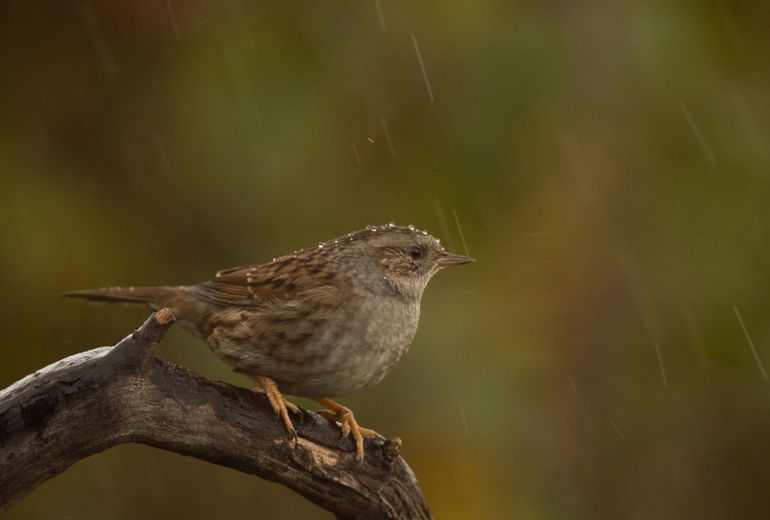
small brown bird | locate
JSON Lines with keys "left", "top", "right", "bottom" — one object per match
{"left": 66, "top": 224, "right": 474, "bottom": 461}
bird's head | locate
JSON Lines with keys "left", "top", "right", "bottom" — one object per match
{"left": 333, "top": 224, "right": 475, "bottom": 300}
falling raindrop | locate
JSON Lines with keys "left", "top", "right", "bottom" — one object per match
{"left": 77, "top": 2, "right": 119, "bottom": 80}
{"left": 734, "top": 306, "right": 767, "bottom": 380}
{"left": 679, "top": 100, "right": 717, "bottom": 168}
{"left": 373, "top": 0, "right": 387, "bottom": 32}
{"left": 411, "top": 33, "right": 435, "bottom": 102}
{"left": 653, "top": 342, "right": 669, "bottom": 389}
{"left": 452, "top": 209, "right": 470, "bottom": 257}
{"left": 166, "top": 1, "right": 182, "bottom": 40}
{"left": 458, "top": 401, "right": 469, "bottom": 434}
{"left": 609, "top": 420, "right": 625, "bottom": 440}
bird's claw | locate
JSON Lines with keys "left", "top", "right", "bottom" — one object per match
{"left": 255, "top": 376, "right": 300, "bottom": 439}
{"left": 317, "top": 403, "right": 378, "bottom": 462}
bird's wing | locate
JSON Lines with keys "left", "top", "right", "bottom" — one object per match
{"left": 188, "top": 252, "right": 342, "bottom": 307}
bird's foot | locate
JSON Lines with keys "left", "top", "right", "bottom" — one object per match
{"left": 313, "top": 397, "right": 378, "bottom": 462}
{"left": 255, "top": 376, "right": 302, "bottom": 441}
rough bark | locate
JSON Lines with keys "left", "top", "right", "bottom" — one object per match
{"left": 0, "top": 309, "right": 431, "bottom": 519}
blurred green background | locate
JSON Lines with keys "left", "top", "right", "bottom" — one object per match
{"left": 2, "top": 1, "right": 770, "bottom": 518}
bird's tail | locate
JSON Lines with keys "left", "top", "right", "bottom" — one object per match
{"left": 63, "top": 286, "right": 181, "bottom": 310}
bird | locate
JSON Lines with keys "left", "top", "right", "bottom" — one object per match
{"left": 65, "top": 223, "right": 474, "bottom": 461}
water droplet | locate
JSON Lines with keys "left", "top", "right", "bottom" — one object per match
{"left": 318, "top": 243, "right": 324, "bottom": 248}
{"left": 407, "top": 224, "right": 415, "bottom": 231}
{"left": 388, "top": 222, "right": 395, "bottom": 227}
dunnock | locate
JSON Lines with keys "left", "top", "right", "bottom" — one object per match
{"left": 66, "top": 224, "right": 474, "bottom": 461}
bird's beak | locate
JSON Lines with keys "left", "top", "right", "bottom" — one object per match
{"left": 435, "top": 251, "right": 476, "bottom": 267}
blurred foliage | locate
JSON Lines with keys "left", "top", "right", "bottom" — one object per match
{"left": 2, "top": 0, "right": 770, "bottom": 518}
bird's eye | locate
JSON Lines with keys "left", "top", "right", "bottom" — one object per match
{"left": 406, "top": 246, "right": 423, "bottom": 260}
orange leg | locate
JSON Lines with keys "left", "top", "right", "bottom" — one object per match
{"left": 313, "top": 397, "right": 378, "bottom": 462}
{"left": 255, "top": 376, "right": 301, "bottom": 437}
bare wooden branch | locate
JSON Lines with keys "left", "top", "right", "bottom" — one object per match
{"left": 0, "top": 309, "right": 431, "bottom": 519}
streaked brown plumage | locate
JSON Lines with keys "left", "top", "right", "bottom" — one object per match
{"left": 66, "top": 224, "right": 474, "bottom": 460}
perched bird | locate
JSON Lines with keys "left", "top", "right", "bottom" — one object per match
{"left": 66, "top": 224, "right": 474, "bottom": 461}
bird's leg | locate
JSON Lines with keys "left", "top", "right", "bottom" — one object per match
{"left": 313, "top": 397, "right": 378, "bottom": 462}
{"left": 255, "top": 376, "right": 301, "bottom": 438}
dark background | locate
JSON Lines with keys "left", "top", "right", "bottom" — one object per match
{"left": 2, "top": 1, "right": 770, "bottom": 518}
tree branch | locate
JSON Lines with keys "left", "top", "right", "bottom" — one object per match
{"left": 0, "top": 309, "right": 431, "bottom": 519}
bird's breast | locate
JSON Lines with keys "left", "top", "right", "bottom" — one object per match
{"left": 329, "top": 294, "right": 421, "bottom": 393}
